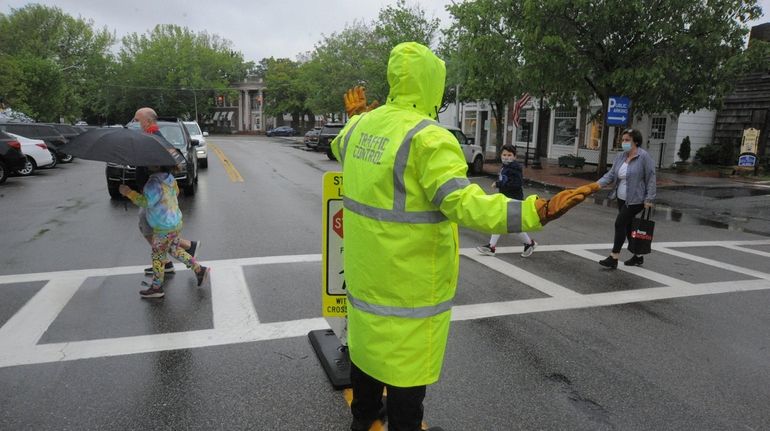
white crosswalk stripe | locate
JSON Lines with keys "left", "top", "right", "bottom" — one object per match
{"left": 0, "top": 239, "right": 769, "bottom": 369}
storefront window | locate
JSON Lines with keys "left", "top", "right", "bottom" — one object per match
{"left": 581, "top": 109, "right": 603, "bottom": 150}
{"left": 552, "top": 107, "right": 577, "bottom": 146}
{"left": 463, "top": 111, "right": 477, "bottom": 140}
{"left": 515, "top": 109, "right": 534, "bottom": 142}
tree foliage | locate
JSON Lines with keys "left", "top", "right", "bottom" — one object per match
{"left": 442, "top": 0, "right": 526, "bottom": 152}
{"left": 302, "top": 0, "right": 440, "bottom": 119}
{"left": 0, "top": 4, "right": 115, "bottom": 122}
{"left": 517, "top": 0, "right": 767, "bottom": 172}
{"left": 110, "top": 25, "right": 251, "bottom": 123}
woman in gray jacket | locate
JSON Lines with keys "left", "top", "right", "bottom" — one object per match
{"left": 596, "top": 128, "right": 656, "bottom": 269}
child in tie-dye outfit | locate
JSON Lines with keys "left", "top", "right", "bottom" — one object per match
{"left": 119, "top": 166, "right": 210, "bottom": 298}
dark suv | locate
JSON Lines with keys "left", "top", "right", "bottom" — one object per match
{"left": 105, "top": 118, "right": 200, "bottom": 199}
{"left": 0, "top": 123, "right": 72, "bottom": 162}
{"left": 0, "top": 131, "right": 27, "bottom": 184}
{"left": 316, "top": 123, "right": 345, "bottom": 160}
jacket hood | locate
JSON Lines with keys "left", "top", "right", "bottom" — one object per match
{"left": 386, "top": 42, "right": 446, "bottom": 120}
{"left": 154, "top": 171, "right": 176, "bottom": 186}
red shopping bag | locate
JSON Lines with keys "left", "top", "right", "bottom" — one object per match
{"left": 628, "top": 208, "right": 654, "bottom": 255}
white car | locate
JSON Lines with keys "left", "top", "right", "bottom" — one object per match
{"left": 183, "top": 121, "right": 208, "bottom": 168}
{"left": 442, "top": 125, "right": 484, "bottom": 175}
{"left": 6, "top": 132, "right": 56, "bottom": 176}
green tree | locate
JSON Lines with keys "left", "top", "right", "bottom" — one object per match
{"left": 518, "top": 0, "right": 766, "bottom": 173}
{"left": 262, "top": 57, "right": 309, "bottom": 128}
{"left": 443, "top": 0, "right": 526, "bottom": 154}
{"left": 0, "top": 4, "right": 115, "bottom": 122}
{"left": 111, "top": 24, "right": 250, "bottom": 122}
{"left": 302, "top": 1, "right": 439, "bottom": 119}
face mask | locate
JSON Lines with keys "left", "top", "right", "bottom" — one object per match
{"left": 501, "top": 156, "right": 514, "bottom": 164}
{"left": 622, "top": 141, "right": 633, "bottom": 151}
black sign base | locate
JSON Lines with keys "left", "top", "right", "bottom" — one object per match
{"left": 308, "top": 329, "right": 351, "bottom": 389}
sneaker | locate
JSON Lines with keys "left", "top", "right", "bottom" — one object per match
{"left": 144, "top": 261, "right": 174, "bottom": 276}
{"left": 476, "top": 244, "right": 496, "bottom": 256}
{"left": 187, "top": 240, "right": 201, "bottom": 258}
{"left": 624, "top": 255, "right": 644, "bottom": 266}
{"left": 599, "top": 256, "right": 618, "bottom": 269}
{"left": 521, "top": 240, "right": 537, "bottom": 257}
{"left": 139, "top": 282, "right": 164, "bottom": 298}
{"left": 196, "top": 266, "right": 210, "bottom": 287}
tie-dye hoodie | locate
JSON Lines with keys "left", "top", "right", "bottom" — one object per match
{"left": 125, "top": 172, "right": 182, "bottom": 233}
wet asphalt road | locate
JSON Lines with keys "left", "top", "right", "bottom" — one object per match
{"left": 1, "top": 135, "right": 769, "bottom": 430}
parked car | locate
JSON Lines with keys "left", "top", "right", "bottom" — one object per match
{"left": 316, "top": 123, "right": 345, "bottom": 160}
{"left": 304, "top": 127, "right": 321, "bottom": 150}
{"left": 443, "top": 125, "right": 484, "bottom": 174}
{"left": 183, "top": 121, "right": 208, "bottom": 168}
{"left": 0, "top": 131, "right": 27, "bottom": 184}
{"left": 105, "top": 118, "right": 200, "bottom": 199}
{"left": 266, "top": 126, "right": 296, "bottom": 137}
{"left": 0, "top": 123, "right": 72, "bottom": 162}
{"left": 6, "top": 132, "right": 56, "bottom": 175}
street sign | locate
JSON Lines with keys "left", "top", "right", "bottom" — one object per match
{"left": 311, "top": 171, "right": 351, "bottom": 389}
{"left": 741, "top": 128, "right": 760, "bottom": 155}
{"left": 321, "top": 172, "right": 346, "bottom": 317}
{"left": 607, "top": 96, "right": 631, "bottom": 126}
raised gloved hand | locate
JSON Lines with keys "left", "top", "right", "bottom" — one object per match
{"left": 535, "top": 182, "right": 601, "bottom": 225}
{"left": 344, "top": 86, "right": 379, "bottom": 116}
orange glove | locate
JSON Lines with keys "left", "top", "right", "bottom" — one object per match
{"left": 535, "top": 182, "right": 601, "bottom": 225}
{"left": 343, "top": 86, "right": 379, "bottom": 116}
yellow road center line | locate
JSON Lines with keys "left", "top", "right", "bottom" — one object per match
{"left": 210, "top": 143, "right": 244, "bottom": 182}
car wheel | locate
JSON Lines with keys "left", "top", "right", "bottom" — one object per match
{"left": 183, "top": 177, "right": 196, "bottom": 196}
{"left": 200, "top": 158, "right": 208, "bottom": 169}
{"left": 0, "top": 160, "right": 7, "bottom": 184}
{"left": 59, "top": 153, "right": 74, "bottom": 163}
{"left": 16, "top": 156, "right": 36, "bottom": 176}
{"left": 48, "top": 150, "right": 58, "bottom": 168}
{"left": 471, "top": 155, "right": 483, "bottom": 175}
{"left": 326, "top": 148, "right": 337, "bottom": 160}
{"left": 108, "top": 182, "right": 122, "bottom": 199}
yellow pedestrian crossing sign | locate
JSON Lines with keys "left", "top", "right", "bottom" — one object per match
{"left": 322, "top": 172, "right": 346, "bottom": 317}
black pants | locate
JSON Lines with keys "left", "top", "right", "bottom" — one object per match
{"left": 613, "top": 199, "right": 644, "bottom": 254}
{"left": 350, "top": 361, "right": 426, "bottom": 431}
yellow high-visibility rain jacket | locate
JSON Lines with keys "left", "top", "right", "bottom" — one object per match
{"left": 331, "top": 42, "right": 542, "bottom": 387}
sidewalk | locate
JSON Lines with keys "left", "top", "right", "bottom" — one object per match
{"left": 481, "top": 159, "right": 768, "bottom": 190}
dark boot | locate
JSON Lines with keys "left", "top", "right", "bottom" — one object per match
{"left": 624, "top": 255, "right": 644, "bottom": 266}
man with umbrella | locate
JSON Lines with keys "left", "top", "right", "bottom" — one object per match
{"left": 132, "top": 107, "right": 201, "bottom": 277}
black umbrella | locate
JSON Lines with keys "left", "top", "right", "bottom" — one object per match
{"left": 60, "top": 127, "right": 186, "bottom": 167}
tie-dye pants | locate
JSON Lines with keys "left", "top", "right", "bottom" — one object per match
{"left": 151, "top": 230, "right": 201, "bottom": 288}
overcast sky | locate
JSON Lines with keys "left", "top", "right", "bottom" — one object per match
{"left": 4, "top": 0, "right": 769, "bottom": 63}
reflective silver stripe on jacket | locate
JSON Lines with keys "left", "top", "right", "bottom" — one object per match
{"left": 431, "top": 177, "right": 471, "bottom": 207}
{"left": 347, "top": 292, "right": 453, "bottom": 318}
{"left": 507, "top": 199, "right": 523, "bottom": 232}
{"left": 393, "top": 119, "right": 435, "bottom": 211}
{"left": 343, "top": 197, "right": 446, "bottom": 223}
{"left": 339, "top": 115, "right": 365, "bottom": 164}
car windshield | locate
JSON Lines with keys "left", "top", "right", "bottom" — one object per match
{"left": 184, "top": 123, "right": 202, "bottom": 135}
{"left": 127, "top": 121, "right": 186, "bottom": 150}
{"left": 321, "top": 125, "right": 343, "bottom": 135}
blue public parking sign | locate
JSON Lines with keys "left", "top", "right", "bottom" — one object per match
{"left": 607, "top": 96, "right": 631, "bottom": 126}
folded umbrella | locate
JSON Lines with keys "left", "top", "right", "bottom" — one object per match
{"left": 60, "top": 127, "right": 186, "bottom": 167}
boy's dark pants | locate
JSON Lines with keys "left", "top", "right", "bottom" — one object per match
{"left": 613, "top": 198, "right": 645, "bottom": 254}
{"left": 350, "top": 361, "right": 426, "bottom": 431}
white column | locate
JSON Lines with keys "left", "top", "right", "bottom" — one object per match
{"left": 245, "top": 90, "right": 251, "bottom": 131}
{"left": 238, "top": 91, "right": 244, "bottom": 132}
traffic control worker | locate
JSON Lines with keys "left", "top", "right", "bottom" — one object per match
{"left": 332, "top": 42, "right": 600, "bottom": 431}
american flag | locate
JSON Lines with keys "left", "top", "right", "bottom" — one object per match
{"left": 512, "top": 93, "right": 532, "bottom": 129}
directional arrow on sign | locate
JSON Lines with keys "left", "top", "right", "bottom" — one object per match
{"left": 608, "top": 115, "right": 627, "bottom": 122}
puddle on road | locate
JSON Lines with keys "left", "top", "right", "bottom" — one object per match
{"left": 592, "top": 197, "right": 767, "bottom": 235}
{"left": 660, "top": 186, "right": 770, "bottom": 199}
